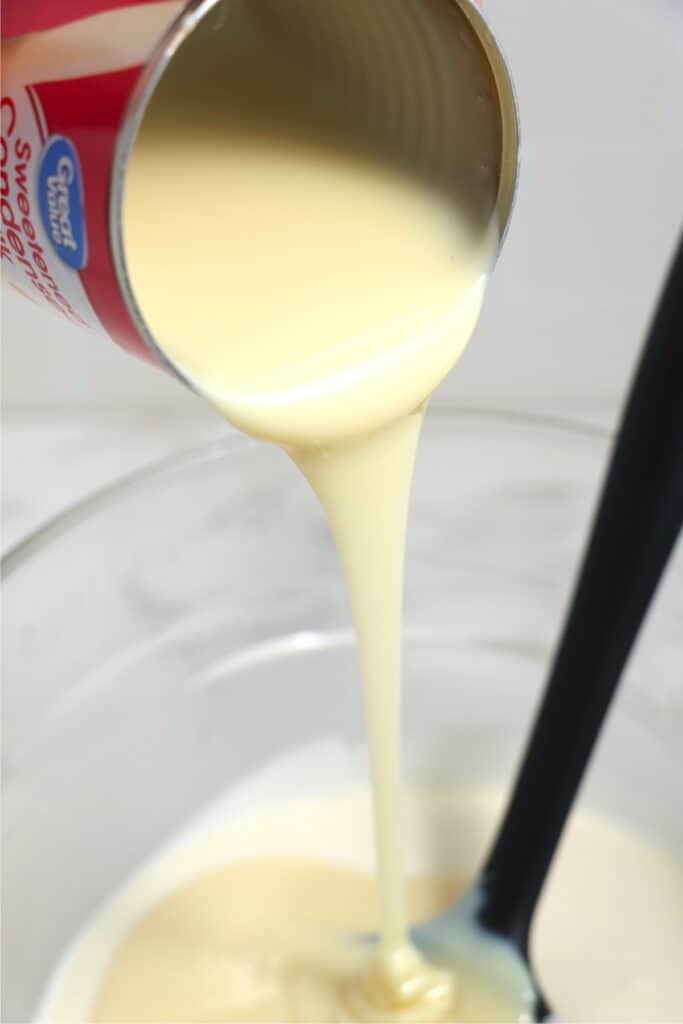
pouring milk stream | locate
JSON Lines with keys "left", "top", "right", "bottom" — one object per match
{"left": 119, "top": 2, "right": 503, "bottom": 1016}
{"left": 3, "top": 0, "right": 528, "bottom": 1019}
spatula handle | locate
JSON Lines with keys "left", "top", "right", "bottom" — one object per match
{"left": 480, "top": 232, "right": 683, "bottom": 948}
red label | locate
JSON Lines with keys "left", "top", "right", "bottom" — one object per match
{"left": 33, "top": 68, "right": 156, "bottom": 360}
{"left": 3, "top": 0, "right": 172, "bottom": 41}
{"left": 1, "top": 92, "right": 91, "bottom": 327}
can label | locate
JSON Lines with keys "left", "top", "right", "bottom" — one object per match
{"left": 1, "top": 88, "right": 93, "bottom": 329}
{"left": 1, "top": 0, "right": 182, "bottom": 360}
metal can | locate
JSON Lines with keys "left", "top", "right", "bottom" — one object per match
{"left": 2, "top": 0, "right": 519, "bottom": 383}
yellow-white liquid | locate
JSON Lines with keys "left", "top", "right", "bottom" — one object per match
{"left": 37, "top": 0, "right": 675, "bottom": 1021}
{"left": 119, "top": 1, "right": 504, "bottom": 1018}
{"left": 39, "top": 783, "right": 683, "bottom": 1023}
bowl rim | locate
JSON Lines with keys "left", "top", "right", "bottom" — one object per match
{"left": 1, "top": 407, "right": 609, "bottom": 579}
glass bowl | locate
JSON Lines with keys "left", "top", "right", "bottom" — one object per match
{"left": 3, "top": 410, "right": 682, "bottom": 1022}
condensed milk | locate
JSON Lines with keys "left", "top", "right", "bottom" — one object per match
{"left": 30, "top": 3, "right": 683, "bottom": 1023}
{"left": 118, "top": 1, "right": 505, "bottom": 1018}
{"left": 39, "top": 777, "right": 683, "bottom": 1023}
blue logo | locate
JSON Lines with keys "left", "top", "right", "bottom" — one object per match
{"left": 38, "top": 135, "right": 87, "bottom": 270}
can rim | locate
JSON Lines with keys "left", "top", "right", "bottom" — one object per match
{"left": 456, "top": 0, "right": 521, "bottom": 247}
{"left": 110, "top": 0, "right": 220, "bottom": 379}
{"left": 109, "top": 0, "right": 521, "bottom": 374}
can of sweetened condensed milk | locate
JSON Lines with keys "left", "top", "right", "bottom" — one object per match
{"left": 1, "top": 0, "right": 519, "bottom": 386}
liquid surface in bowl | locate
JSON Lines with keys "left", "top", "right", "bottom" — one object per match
{"left": 123, "top": 0, "right": 504, "bottom": 1017}
{"left": 40, "top": 787, "right": 683, "bottom": 1023}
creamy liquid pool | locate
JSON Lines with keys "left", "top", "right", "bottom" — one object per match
{"left": 121, "top": 1, "right": 504, "bottom": 1018}
{"left": 40, "top": 788, "right": 683, "bottom": 1023}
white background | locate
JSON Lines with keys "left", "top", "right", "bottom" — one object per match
{"left": 3, "top": 0, "right": 683, "bottom": 546}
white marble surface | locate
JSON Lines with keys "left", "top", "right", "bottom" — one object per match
{"left": 2, "top": 402, "right": 615, "bottom": 555}
{"left": 1, "top": 410, "right": 225, "bottom": 554}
